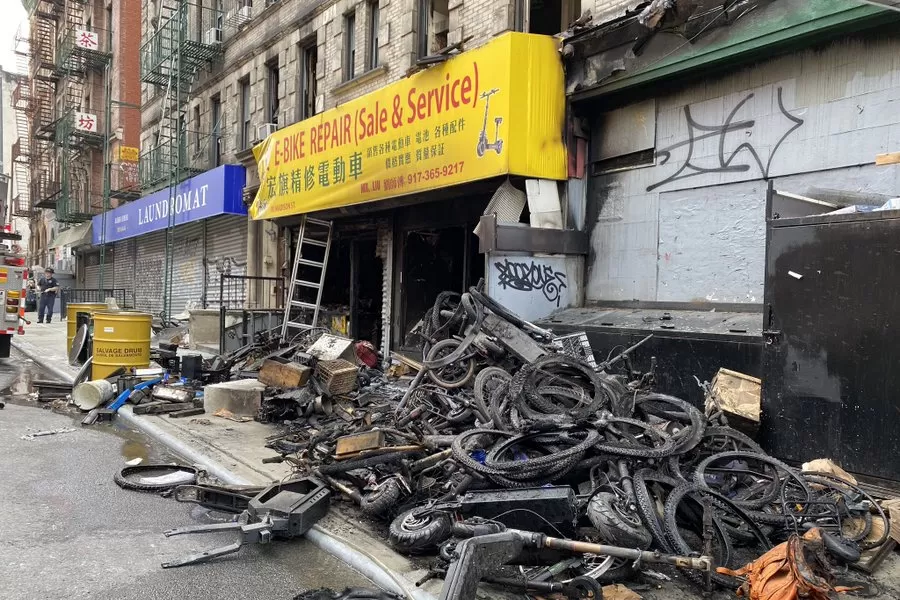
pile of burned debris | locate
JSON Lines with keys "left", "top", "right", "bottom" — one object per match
{"left": 240, "top": 286, "right": 893, "bottom": 597}
{"left": 113, "top": 285, "right": 893, "bottom": 598}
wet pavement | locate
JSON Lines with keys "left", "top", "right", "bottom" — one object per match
{"left": 0, "top": 351, "right": 374, "bottom": 600}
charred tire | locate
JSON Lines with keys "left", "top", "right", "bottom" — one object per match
{"left": 567, "top": 576, "right": 604, "bottom": 599}
{"left": 425, "top": 339, "right": 476, "bottom": 389}
{"left": 693, "top": 451, "right": 811, "bottom": 512}
{"left": 663, "top": 484, "right": 753, "bottom": 588}
{"left": 388, "top": 508, "right": 453, "bottom": 553}
{"left": 360, "top": 479, "right": 404, "bottom": 518}
{"left": 668, "top": 427, "right": 764, "bottom": 481}
{"left": 473, "top": 367, "right": 512, "bottom": 424}
{"left": 586, "top": 492, "right": 652, "bottom": 549}
{"left": 633, "top": 469, "right": 681, "bottom": 552}
{"left": 634, "top": 394, "right": 706, "bottom": 455}
{"left": 114, "top": 464, "right": 198, "bottom": 493}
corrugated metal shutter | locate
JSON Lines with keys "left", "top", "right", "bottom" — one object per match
{"left": 205, "top": 215, "right": 248, "bottom": 308}
{"left": 170, "top": 222, "right": 205, "bottom": 316}
{"left": 134, "top": 230, "right": 166, "bottom": 315}
{"left": 113, "top": 239, "right": 136, "bottom": 308}
{"left": 84, "top": 251, "right": 101, "bottom": 289}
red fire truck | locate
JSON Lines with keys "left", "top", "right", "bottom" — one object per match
{"left": 0, "top": 225, "right": 28, "bottom": 358}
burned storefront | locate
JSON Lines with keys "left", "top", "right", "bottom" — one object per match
{"left": 250, "top": 32, "right": 574, "bottom": 356}
{"left": 560, "top": 0, "right": 900, "bottom": 477}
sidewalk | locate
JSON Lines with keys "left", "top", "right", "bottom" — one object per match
{"left": 12, "top": 316, "right": 437, "bottom": 600}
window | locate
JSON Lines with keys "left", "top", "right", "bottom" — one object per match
{"left": 344, "top": 12, "right": 356, "bottom": 81}
{"left": 215, "top": 0, "right": 224, "bottom": 30}
{"left": 239, "top": 78, "right": 251, "bottom": 149}
{"left": 367, "top": 0, "right": 380, "bottom": 69}
{"left": 210, "top": 94, "right": 222, "bottom": 166}
{"left": 417, "top": 0, "right": 448, "bottom": 58}
{"left": 266, "top": 60, "right": 280, "bottom": 126}
{"left": 520, "top": 0, "right": 580, "bottom": 35}
{"left": 300, "top": 44, "right": 317, "bottom": 120}
{"left": 193, "top": 105, "right": 201, "bottom": 153}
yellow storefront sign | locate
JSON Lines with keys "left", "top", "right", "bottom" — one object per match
{"left": 119, "top": 146, "right": 139, "bottom": 162}
{"left": 250, "top": 32, "right": 566, "bottom": 219}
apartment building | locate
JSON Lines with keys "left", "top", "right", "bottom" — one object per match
{"left": 103, "top": 0, "right": 589, "bottom": 339}
{"left": 17, "top": 0, "right": 141, "bottom": 289}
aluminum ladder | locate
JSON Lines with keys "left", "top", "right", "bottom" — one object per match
{"left": 281, "top": 216, "right": 333, "bottom": 340}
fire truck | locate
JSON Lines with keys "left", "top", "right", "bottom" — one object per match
{"left": 0, "top": 225, "right": 28, "bottom": 359}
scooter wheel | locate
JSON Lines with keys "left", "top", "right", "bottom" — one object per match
{"left": 388, "top": 508, "right": 452, "bottom": 554}
{"left": 567, "top": 576, "right": 604, "bottom": 599}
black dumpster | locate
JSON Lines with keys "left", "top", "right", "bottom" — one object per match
{"left": 762, "top": 187, "right": 900, "bottom": 482}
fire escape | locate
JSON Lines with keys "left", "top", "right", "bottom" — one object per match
{"left": 140, "top": 1, "right": 223, "bottom": 318}
{"left": 10, "top": 28, "right": 33, "bottom": 218}
{"left": 25, "top": 0, "right": 61, "bottom": 215}
{"left": 53, "top": 0, "right": 112, "bottom": 223}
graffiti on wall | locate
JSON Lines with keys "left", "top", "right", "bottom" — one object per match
{"left": 647, "top": 87, "right": 804, "bottom": 192}
{"left": 494, "top": 258, "right": 568, "bottom": 306}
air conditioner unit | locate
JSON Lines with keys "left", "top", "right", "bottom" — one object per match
{"left": 204, "top": 28, "right": 223, "bottom": 45}
{"left": 237, "top": 6, "right": 252, "bottom": 20}
{"left": 256, "top": 123, "right": 277, "bottom": 142}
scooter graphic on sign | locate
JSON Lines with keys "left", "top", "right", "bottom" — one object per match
{"left": 476, "top": 88, "right": 503, "bottom": 157}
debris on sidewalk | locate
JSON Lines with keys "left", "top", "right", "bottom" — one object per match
{"left": 21, "top": 426, "right": 76, "bottom": 440}
{"left": 161, "top": 477, "right": 330, "bottom": 568}
{"left": 91, "top": 283, "right": 892, "bottom": 597}
{"left": 717, "top": 528, "right": 861, "bottom": 600}
{"left": 235, "top": 285, "right": 892, "bottom": 596}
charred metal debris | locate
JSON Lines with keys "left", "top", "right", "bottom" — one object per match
{"left": 245, "top": 286, "right": 892, "bottom": 596}
{"left": 113, "top": 286, "right": 890, "bottom": 597}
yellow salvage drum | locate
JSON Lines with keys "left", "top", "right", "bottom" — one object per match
{"left": 66, "top": 302, "right": 109, "bottom": 352}
{"left": 91, "top": 311, "right": 152, "bottom": 380}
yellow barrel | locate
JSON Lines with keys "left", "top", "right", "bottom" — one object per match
{"left": 66, "top": 302, "right": 109, "bottom": 351}
{"left": 91, "top": 311, "right": 152, "bottom": 380}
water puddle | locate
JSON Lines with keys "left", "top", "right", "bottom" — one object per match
{"left": 121, "top": 439, "right": 151, "bottom": 463}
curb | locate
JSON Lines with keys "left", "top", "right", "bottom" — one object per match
{"left": 12, "top": 339, "right": 435, "bottom": 600}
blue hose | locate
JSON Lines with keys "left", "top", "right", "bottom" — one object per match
{"left": 108, "top": 377, "right": 163, "bottom": 412}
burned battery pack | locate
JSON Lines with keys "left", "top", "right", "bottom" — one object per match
{"left": 458, "top": 486, "right": 577, "bottom": 534}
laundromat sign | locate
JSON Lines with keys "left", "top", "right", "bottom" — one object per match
{"left": 250, "top": 32, "right": 567, "bottom": 219}
{"left": 92, "top": 165, "right": 247, "bottom": 244}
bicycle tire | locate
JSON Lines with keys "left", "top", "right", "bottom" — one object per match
{"left": 693, "top": 451, "right": 809, "bottom": 511}
{"left": 662, "top": 483, "right": 737, "bottom": 588}
{"left": 114, "top": 464, "right": 198, "bottom": 493}
{"left": 632, "top": 469, "right": 680, "bottom": 552}
{"left": 668, "top": 427, "right": 764, "bottom": 481}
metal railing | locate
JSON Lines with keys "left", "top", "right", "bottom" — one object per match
{"left": 139, "top": 131, "right": 218, "bottom": 191}
{"left": 61, "top": 288, "right": 133, "bottom": 311}
{"left": 217, "top": 274, "right": 285, "bottom": 353}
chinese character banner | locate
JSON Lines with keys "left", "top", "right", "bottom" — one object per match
{"left": 250, "top": 32, "right": 566, "bottom": 220}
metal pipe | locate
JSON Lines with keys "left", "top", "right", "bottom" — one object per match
{"left": 540, "top": 535, "right": 711, "bottom": 572}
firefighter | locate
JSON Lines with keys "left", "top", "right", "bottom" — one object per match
{"left": 37, "top": 267, "right": 60, "bottom": 324}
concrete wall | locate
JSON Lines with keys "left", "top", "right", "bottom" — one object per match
{"left": 585, "top": 33, "right": 900, "bottom": 305}
{"left": 486, "top": 252, "right": 583, "bottom": 321}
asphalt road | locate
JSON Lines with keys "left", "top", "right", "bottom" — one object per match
{"left": 0, "top": 351, "right": 373, "bottom": 600}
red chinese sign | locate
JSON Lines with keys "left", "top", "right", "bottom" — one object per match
{"left": 75, "top": 30, "right": 99, "bottom": 50}
{"left": 74, "top": 112, "right": 98, "bottom": 133}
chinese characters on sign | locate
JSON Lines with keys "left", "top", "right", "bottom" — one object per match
{"left": 250, "top": 32, "right": 568, "bottom": 219}
{"left": 119, "top": 146, "right": 139, "bottom": 162}
{"left": 74, "top": 112, "right": 98, "bottom": 133}
{"left": 75, "top": 30, "right": 99, "bottom": 50}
